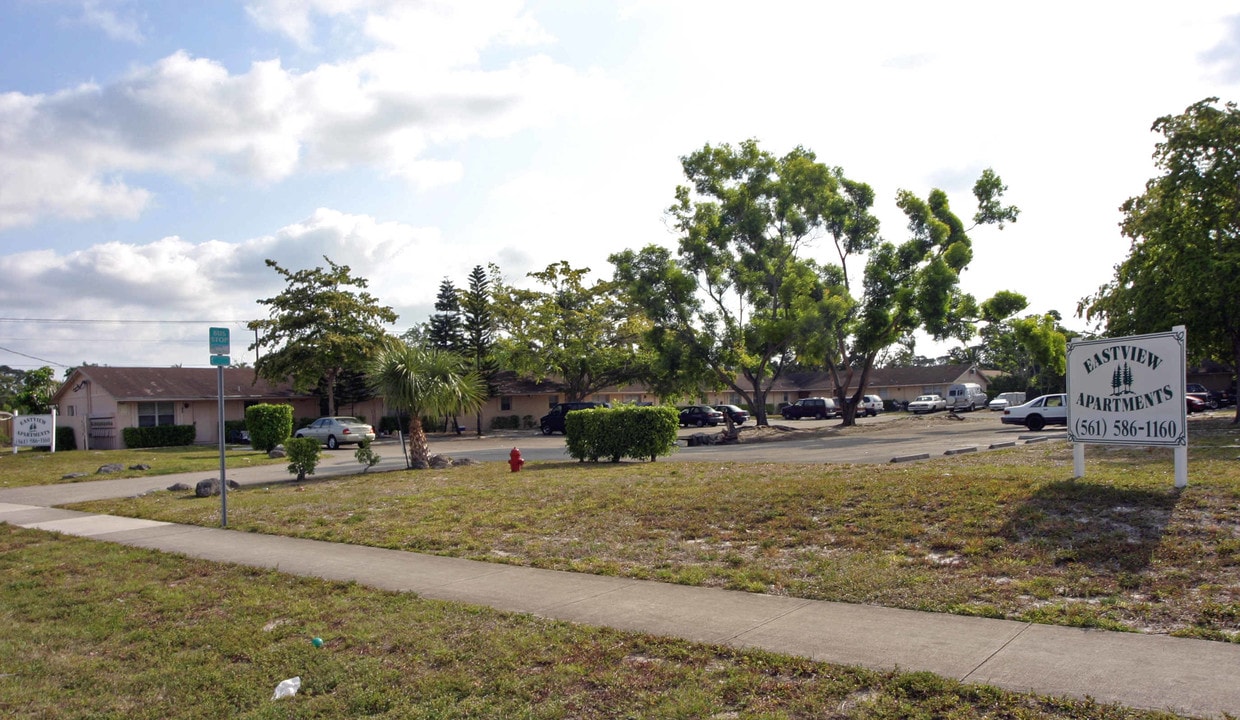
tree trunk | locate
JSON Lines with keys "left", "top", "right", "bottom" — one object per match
{"left": 406, "top": 416, "right": 431, "bottom": 469}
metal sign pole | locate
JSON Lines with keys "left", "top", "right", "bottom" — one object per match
{"left": 219, "top": 364, "right": 227, "bottom": 527}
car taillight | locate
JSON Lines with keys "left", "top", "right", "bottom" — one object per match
{"left": 342, "top": 428, "right": 351, "bottom": 434}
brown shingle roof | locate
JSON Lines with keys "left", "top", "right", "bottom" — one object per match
{"left": 55, "top": 366, "right": 306, "bottom": 402}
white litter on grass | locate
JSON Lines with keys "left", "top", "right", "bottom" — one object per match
{"left": 272, "top": 676, "right": 301, "bottom": 700}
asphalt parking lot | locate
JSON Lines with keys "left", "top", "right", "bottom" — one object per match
{"left": 414, "top": 409, "right": 1073, "bottom": 465}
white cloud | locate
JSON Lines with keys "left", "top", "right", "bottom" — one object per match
{"left": 80, "top": 0, "right": 145, "bottom": 43}
{"left": 0, "top": 208, "right": 460, "bottom": 367}
{"left": 1, "top": 4, "right": 585, "bottom": 229}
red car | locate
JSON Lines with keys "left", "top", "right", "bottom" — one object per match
{"left": 1186, "top": 394, "right": 1208, "bottom": 414}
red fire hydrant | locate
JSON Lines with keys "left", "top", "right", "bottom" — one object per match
{"left": 508, "top": 447, "right": 525, "bottom": 472}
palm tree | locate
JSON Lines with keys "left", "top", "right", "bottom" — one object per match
{"left": 368, "top": 341, "right": 487, "bottom": 469}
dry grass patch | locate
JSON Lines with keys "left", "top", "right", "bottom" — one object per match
{"left": 2, "top": 525, "right": 1183, "bottom": 719}
{"left": 73, "top": 418, "right": 1240, "bottom": 640}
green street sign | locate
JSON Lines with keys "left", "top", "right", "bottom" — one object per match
{"left": 210, "top": 355, "right": 231, "bottom": 366}
{"left": 209, "top": 327, "right": 230, "bottom": 355}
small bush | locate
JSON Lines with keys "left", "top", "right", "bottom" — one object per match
{"left": 122, "top": 425, "right": 196, "bottom": 448}
{"left": 565, "top": 406, "right": 678, "bottom": 462}
{"left": 247, "top": 404, "right": 294, "bottom": 452}
{"left": 355, "top": 440, "right": 381, "bottom": 472}
{"left": 285, "top": 436, "right": 321, "bottom": 481}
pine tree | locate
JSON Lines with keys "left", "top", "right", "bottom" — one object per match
{"left": 461, "top": 265, "right": 498, "bottom": 435}
{"left": 427, "top": 277, "right": 464, "bottom": 353}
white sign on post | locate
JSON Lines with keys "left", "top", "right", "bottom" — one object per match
{"left": 13, "top": 412, "right": 57, "bottom": 452}
{"left": 1066, "top": 326, "right": 1188, "bottom": 486}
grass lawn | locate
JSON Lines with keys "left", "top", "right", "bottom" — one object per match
{"left": 71, "top": 417, "right": 1240, "bottom": 643}
{"left": 0, "top": 525, "right": 1183, "bottom": 719}
{"left": 0, "top": 444, "right": 285, "bottom": 489}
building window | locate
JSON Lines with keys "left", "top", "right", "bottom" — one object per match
{"left": 137, "top": 401, "right": 175, "bottom": 427}
{"left": 501, "top": 396, "right": 512, "bottom": 411}
{"left": 67, "top": 405, "right": 76, "bottom": 417}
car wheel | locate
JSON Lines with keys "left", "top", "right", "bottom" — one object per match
{"left": 327, "top": 435, "right": 339, "bottom": 450}
{"left": 1026, "top": 415, "right": 1045, "bottom": 431}
{"left": 696, "top": 419, "right": 706, "bottom": 427}
{"left": 541, "top": 424, "right": 553, "bottom": 435}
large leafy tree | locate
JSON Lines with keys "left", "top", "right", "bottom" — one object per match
{"left": 248, "top": 257, "right": 397, "bottom": 416}
{"left": 1080, "top": 98, "right": 1240, "bottom": 422}
{"left": 367, "top": 341, "right": 487, "bottom": 469}
{"left": 493, "top": 261, "right": 648, "bottom": 402}
{"left": 820, "top": 170, "right": 1019, "bottom": 424}
{"left": 0, "top": 366, "right": 57, "bottom": 414}
{"left": 611, "top": 140, "right": 851, "bottom": 424}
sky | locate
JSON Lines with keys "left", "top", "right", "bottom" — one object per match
{"left": 2, "top": 0, "right": 1239, "bottom": 373}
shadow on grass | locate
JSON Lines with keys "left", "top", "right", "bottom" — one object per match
{"left": 999, "top": 479, "right": 1181, "bottom": 572}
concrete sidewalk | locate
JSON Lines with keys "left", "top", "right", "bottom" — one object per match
{"left": 2, "top": 465, "right": 1238, "bottom": 718}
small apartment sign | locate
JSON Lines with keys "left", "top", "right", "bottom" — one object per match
{"left": 13, "top": 412, "right": 57, "bottom": 452}
{"left": 1066, "top": 327, "right": 1187, "bottom": 486}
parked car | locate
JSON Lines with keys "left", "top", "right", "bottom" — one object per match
{"left": 540, "top": 401, "right": 610, "bottom": 435}
{"left": 294, "top": 416, "right": 376, "bottom": 449}
{"left": 988, "top": 392, "right": 1026, "bottom": 411}
{"left": 713, "top": 404, "right": 750, "bottom": 425}
{"left": 1001, "top": 393, "right": 1068, "bottom": 431}
{"left": 907, "top": 394, "right": 946, "bottom": 414}
{"left": 1185, "top": 383, "right": 1221, "bottom": 409}
{"left": 944, "top": 383, "right": 987, "bottom": 412}
{"left": 1186, "top": 394, "right": 1208, "bottom": 414}
{"left": 680, "top": 405, "right": 725, "bottom": 427}
{"left": 860, "top": 394, "right": 883, "bottom": 417}
{"left": 781, "top": 397, "right": 838, "bottom": 420}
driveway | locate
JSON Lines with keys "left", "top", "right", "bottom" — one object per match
{"left": 415, "top": 410, "right": 1064, "bottom": 465}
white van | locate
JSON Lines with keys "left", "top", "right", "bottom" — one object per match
{"left": 944, "top": 383, "right": 987, "bottom": 412}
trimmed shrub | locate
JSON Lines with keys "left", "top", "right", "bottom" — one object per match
{"left": 285, "top": 436, "right": 321, "bottom": 481}
{"left": 56, "top": 426, "right": 76, "bottom": 451}
{"left": 122, "top": 425, "right": 196, "bottom": 448}
{"left": 247, "top": 404, "right": 294, "bottom": 452}
{"left": 224, "top": 419, "right": 248, "bottom": 444}
{"left": 565, "top": 405, "right": 679, "bottom": 462}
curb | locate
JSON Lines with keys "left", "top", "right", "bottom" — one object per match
{"left": 943, "top": 447, "right": 978, "bottom": 456}
{"left": 890, "top": 453, "right": 930, "bottom": 463}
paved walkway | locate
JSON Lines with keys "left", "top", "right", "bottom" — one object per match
{"left": 2, "top": 456, "right": 1237, "bottom": 719}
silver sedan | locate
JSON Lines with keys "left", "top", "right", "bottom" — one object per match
{"left": 294, "top": 416, "right": 376, "bottom": 449}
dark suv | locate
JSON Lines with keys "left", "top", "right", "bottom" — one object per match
{"left": 539, "top": 401, "right": 609, "bottom": 435}
{"left": 780, "top": 397, "right": 838, "bottom": 420}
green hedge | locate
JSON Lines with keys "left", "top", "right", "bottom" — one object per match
{"left": 247, "top": 404, "right": 294, "bottom": 452}
{"left": 122, "top": 425, "right": 196, "bottom": 448}
{"left": 565, "top": 405, "right": 679, "bottom": 463}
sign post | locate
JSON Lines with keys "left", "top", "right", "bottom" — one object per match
{"left": 1066, "top": 326, "right": 1188, "bottom": 487}
{"left": 210, "top": 328, "right": 231, "bottom": 526}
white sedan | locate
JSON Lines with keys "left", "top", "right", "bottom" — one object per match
{"left": 907, "top": 394, "right": 946, "bottom": 414}
{"left": 294, "top": 416, "right": 376, "bottom": 449}
{"left": 1001, "top": 394, "right": 1068, "bottom": 431}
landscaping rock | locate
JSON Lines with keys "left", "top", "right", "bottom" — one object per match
{"left": 428, "top": 454, "right": 453, "bottom": 469}
{"left": 268, "top": 447, "right": 286, "bottom": 458}
{"left": 129, "top": 464, "right": 151, "bottom": 471}
{"left": 686, "top": 432, "right": 719, "bottom": 447}
{"left": 61, "top": 472, "right": 88, "bottom": 479}
{"left": 167, "top": 482, "right": 192, "bottom": 492}
{"left": 194, "top": 478, "right": 239, "bottom": 497}
{"left": 96, "top": 463, "right": 125, "bottom": 474}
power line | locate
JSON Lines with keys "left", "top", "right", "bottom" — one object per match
{"left": 0, "top": 345, "right": 69, "bottom": 367}
{"left": 0, "top": 317, "right": 254, "bottom": 325}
